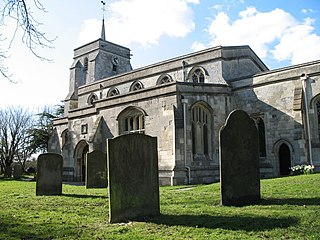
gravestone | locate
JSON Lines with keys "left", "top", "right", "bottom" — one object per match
{"left": 219, "top": 109, "right": 261, "bottom": 206}
{"left": 12, "top": 164, "right": 23, "bottom": 179}
{"left": 36, "top": 153, "right": 63, "bottom": 196}
{"left": 107, "top": 133, "right": 160, "bottom": 223}
{"left": 86, "top": 150, "right": 107, "bottom": 188}
{"left": 4, "top": 166, "right": 12, "bottom": 178}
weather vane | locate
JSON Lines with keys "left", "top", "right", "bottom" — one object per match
{"left": 101, "top": 1, "right": 106, "bottom": 19}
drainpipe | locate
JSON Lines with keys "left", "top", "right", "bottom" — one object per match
{"left": 182, "top": 61, "right": 188, "bottom": 82}
{"left": 301, "top": 74, "right": 314, "bottom": 166}
{"left": 182, "top": 97, "right": 191, "bottom": 184}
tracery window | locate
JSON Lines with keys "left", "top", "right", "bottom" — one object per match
{"left": 118, "top": 107, "right": 145, "bottom": 134}
{"left": 107, "top": 87, "right": 120, "bottom": 97}
{"left": 191, "top": 104, "right": 211, "bottom": 158}
{"left": 130, "top": 81, "right": 144, "bottom": 91}
{"left": 157, "top": 74, "right": 173, "bottom": 85}
{"left": 191, "top": 68, "right": 205, "bottom": 83}
{"left": 87, "top": 93, "right": 98, "bottom": 105}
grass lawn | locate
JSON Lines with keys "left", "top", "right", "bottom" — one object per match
{"left": 0, "top": 174, "right": 320, "bottom": 239}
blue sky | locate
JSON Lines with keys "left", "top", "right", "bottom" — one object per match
{"left": 0, "top": 0, "right": 319, "bottom": 108}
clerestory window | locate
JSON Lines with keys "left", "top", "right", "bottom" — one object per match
{"left": 107, "top": 87, "right": 120, "bottom": 97}
{"left": 191, "top": 68, "right": 205, "bottom": 83}
{"left": 130, "top": 81, "right": 144, "bottom": 91}
{"left": 157, "top": 74, "right": 173, "bottom": 85}
{"left": 87, "top": 93, "right": 98, "bottom": 105}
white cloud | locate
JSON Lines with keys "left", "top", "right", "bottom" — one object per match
{"left": 78, "top": 0, "right": 198, "bottom": 47}
{"left": 77, "top": 19, "right": 101, "bottom": 45}
{"left": 202, "top": 7, "right": 320, "bottom": 66}
{"left": 191, "top": 41, "right": 206, "bottom": 52}
{"left": 271, "top": 18, "right": 320, "bottom": 64}
{"left": 107, "top": 0, "right": 197, "bottom": 46}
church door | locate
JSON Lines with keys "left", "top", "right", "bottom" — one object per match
{"left": 279, "top": 143, "right": 291, "bottom": 175}
{"left": 81, "top": 145, "right": 89, "bottom": 182}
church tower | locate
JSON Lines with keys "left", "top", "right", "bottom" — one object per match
{"left": 65, "top": 15, "right": 132, "bottom": 111}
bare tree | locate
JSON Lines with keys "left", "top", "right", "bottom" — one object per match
{"left": 0, "top": 0, "right": 54, "bottom": 79}
{"left": 0, "top": 106, "right": 33, "bottom": 173}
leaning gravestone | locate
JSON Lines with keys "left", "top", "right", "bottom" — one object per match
{"left": 86, "top": 150, "right": 107, "bottom": 188}
{"left": 12, "top": 164, "right": 23, "bottom": 179}
{"left": 36, "top": 153, "right": 63, "bottom": 196}
{"left": 107, "top": 133, "right": 160, "bottom": 223}
{"left": 219, "top": 109, "right": 261, "bottom": 206}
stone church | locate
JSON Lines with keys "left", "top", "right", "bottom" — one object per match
{"left": 49, "top": 21, "right": 320, "bottom": 185}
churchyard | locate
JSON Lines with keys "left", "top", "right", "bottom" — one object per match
{"left": 0, "top": 173, "right": 320, "bottom": 239}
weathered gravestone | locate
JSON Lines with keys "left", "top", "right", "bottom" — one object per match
{"left": 4, "top": 166, "right": 12, "bottom": 178}
{"left": 36, "top": 153, "right": 63, "bottom": 196}
{"left": 107, "top": 133, "right": 160, "bottom": 223}
{"left": 86, "top": 150, "right": 107, "bottom": 188}
{"left": 219, "top": 109, "right": 261, "bottom": 206}
{"left": 12, "top": 163, "right": 23, "bottom": 179}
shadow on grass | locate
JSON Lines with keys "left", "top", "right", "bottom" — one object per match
{"left": 260, "top": 197, "right": 320, "bottom": 206}
{"left": 0, "top": 216, "right": 78, "bottom": 240}
{"left": 62, "top": 193, "right": 107, "bottom": 199}
{"left": 151, "top": 214, "right": 298, "bottom": 231}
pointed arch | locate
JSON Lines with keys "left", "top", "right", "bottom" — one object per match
{"left": 252, "top": 116, "right": 267, "bottom": 157}
{"left": 61, "top": 129, "right": 68, "bottom": 149}
{"left": 311, "top": 93, "right": 320, "bottom": 141}
{"left": 186, "top": 66, "right": 209, "bottom": 83}
{"left": 273, "top": 139, "right": 293, "bottom": 176}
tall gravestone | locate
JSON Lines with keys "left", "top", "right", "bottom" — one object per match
{"left": 107, "top": 133, "right": 160, "bottom": 223}
{"left": 219, "top": 109, "right": 261, "bottom": 206}
{"left": 86, "top": 150, "right": 107, "bottom": 188}
{"left": 36, "top": 153, "right": 63, "bottom": 196}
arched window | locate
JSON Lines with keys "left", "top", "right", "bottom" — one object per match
{"left": 61, "top": 129, "right": 68, "bottom": 148}
{"left": 107, "top": 87, "right": 120, "bottom": 97}
{"left": 157, "top": 74, "right": 173, "bottom": 85}
{"left": 118, "top": 107, "right": 146, "bottom": 134}
{"left": 189, "top": 67, "right": 206, "bottom": 83}
{"left": 191, "top": 103, "right": 212, "bottom": 159}
{"left": 254, "top": 117, "right": 267, "bottom": 157}
{"left": 130, "top": 81, "right": 144, "bottom": 91}
{"left": 311, "top": 94, "right": 320, "bottom": 142}
{"left": 87, "top": 93, "right": 98, "bottom": 105}
{"left": 315, "top": 98, "right": 320, "bottom": 140}
{"left": 84, "top": 57, "right": 89, "bottom": 71}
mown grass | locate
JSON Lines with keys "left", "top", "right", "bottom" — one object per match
{"left": 0, "top": 174, "right": 320, "bottom": 239}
